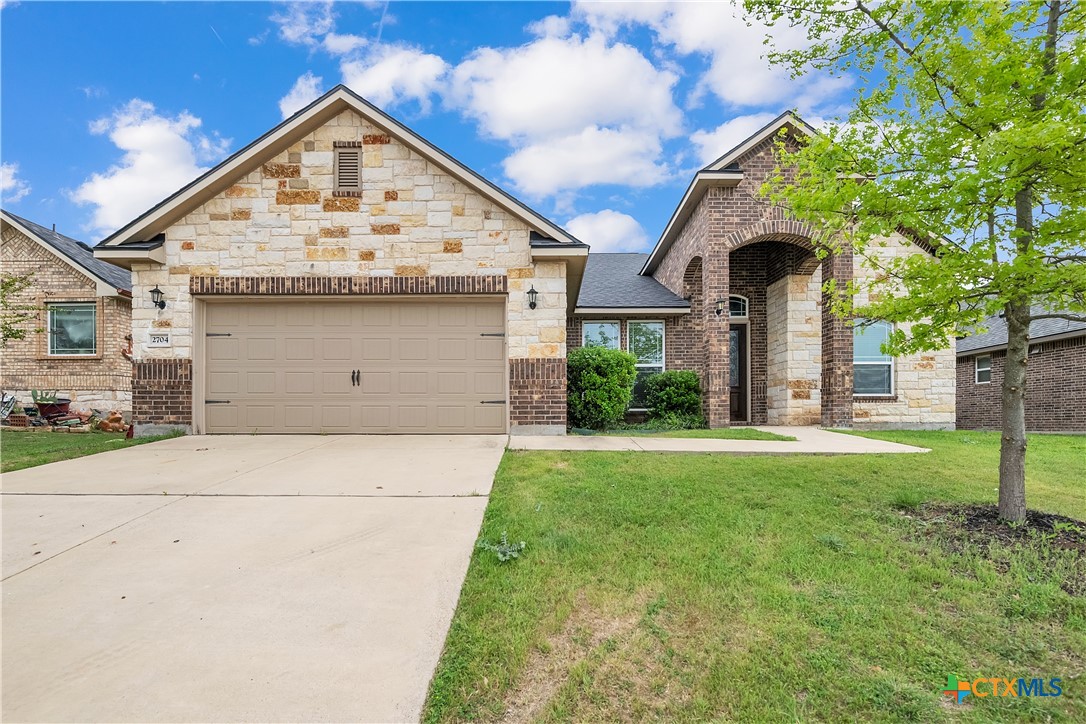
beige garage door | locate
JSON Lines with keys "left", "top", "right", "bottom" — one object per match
{"left": 203, "top": 299, "right": 506, "bottom": 434}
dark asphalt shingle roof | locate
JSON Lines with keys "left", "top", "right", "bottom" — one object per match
{"left": 3, "top": 210, "right": 131, "bottom": 292}
{"left": 577, "top": 253, "right": 689, "bottom": 309}
{"left": 957, "top": 306, "right": 1086, "bottom": 354}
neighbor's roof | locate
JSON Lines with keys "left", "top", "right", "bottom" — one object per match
{"left": 99, "top": 84, "right": 583, "bottom": 249}
{"left": 957, "top": 306, "right": 1086, "bottom": 355}
{"left": 1, "top": 209, "right": 131, "bottom": 292}
{"left": 576, "top": 253, "right": 689, "bottom": 311}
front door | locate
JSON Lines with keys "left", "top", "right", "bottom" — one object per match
{"left": 729, "top": 324, "right": 748, "bottom": 423}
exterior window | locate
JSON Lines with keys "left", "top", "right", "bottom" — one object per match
{"left": 582, "top": 321, "right": 620, "bottom": 349}
{"left": 333, "top": 147, "right": 361, "bottom": 193}
{"left": 729, "top": 295, "right": 748, "bottom": 318}
{"left": 627, "top": 321, "right": 665, "bottom": 409}
{"left": 975, "top": 355, "right": 992, "bottom": 384}
{"left": 853, "top": 319, "right": 894, "bottom": 396}
{"left": 48, "top": 303, "right": 96, "bottom": 356}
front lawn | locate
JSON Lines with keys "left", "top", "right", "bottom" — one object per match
{"left": 0, "top": 429, "right": 178, "bottom": 473}
{"left": 425, "top": 431, "right": 1085, "bottom": 722}
{"left": 582, "top": 426, "right": 796, "bottom": 441}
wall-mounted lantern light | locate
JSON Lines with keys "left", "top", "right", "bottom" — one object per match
{"left": 527, "top": 285, "right": 539, "bottom": 310}
{"left": 149, "top": 285, "right": 166, "bottom": 310}
{"left": 715, "top": 298, "right": 726, "bottom": 316}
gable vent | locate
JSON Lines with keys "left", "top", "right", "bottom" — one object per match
{"left": 334, "top": 148, "right": 362, "bottom": 193}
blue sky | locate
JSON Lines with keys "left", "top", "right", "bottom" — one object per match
{"left": 1, "top": 1, "right": 851, "bottom": 249}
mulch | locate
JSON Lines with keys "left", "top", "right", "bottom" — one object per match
{"left": 913, "top": 503, "right": 1085, "bottom": 595}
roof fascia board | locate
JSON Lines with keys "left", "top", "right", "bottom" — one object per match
{"left": 100, "top": 86, "right": 583, "bottom": 248}
{"left": 531, "top": 246, "right": 589, "bottom": 258}
{"left": 93, "top": 245, "right": 167, "bottom": 268}
{"left": 574, "top": 307, "right": 690, "bottom": 315}
{"left": 705, "top": 111, "right": 817, "bottom": 171}
{"left": 1, "top": 214, "right": 117, "bottom": 297}
{"left": 640, "top": 171, "right": 743, "bottom": 275}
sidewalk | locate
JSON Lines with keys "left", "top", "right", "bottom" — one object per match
{"left": 508, "top": 426, "right": 930, "bottom": 455}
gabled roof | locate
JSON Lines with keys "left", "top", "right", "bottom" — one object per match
{"left": 957, "top": 307, "right": 1086, "bottom": 355}
{"left": 576, "top": 253, "right": 689, "bottom": 313}
{"left": 98, "top": 85, "right": 583, "bottom": 249}
{"left": 703, "top": 111, "right": 817, "bottom": 172}
{"left": 641, "top": 111, "right": 814, "bottom": 276}
{"left": 1, "top": 209, "right": 131, "bottom": 294}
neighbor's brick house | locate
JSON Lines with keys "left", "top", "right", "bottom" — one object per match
{"left": 1, "top": 210, "right": 132, "bottom": 413}
{"left": 956, "top": 310, "right": 1085, "bottom": 432}
{"left": 93, "top": 90, "right": 953, "bottom": 435}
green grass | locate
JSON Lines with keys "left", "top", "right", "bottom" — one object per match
{"left": 0, "top": 429, "right": 179, "bottom": 472}
{"left": 581, "top": 427, "right": 796, "bottom": 441}
{"left": 425, "top": 430, "right": 1086, "bottom": 722}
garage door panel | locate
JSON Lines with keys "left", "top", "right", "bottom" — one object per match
{"left": 247, "top": 372, "right": 277, "bottom": 394}
{"left": 246, "top": 338, "right": 276, "bottom": 360}
{"left": 285, "top": 372, "right": 315, "bottom": 394}
{"left": 285, "top": 338, "right": 315, "bottom": 360}
{"left": 204, "top": 299, "right": 505, "bottom": 433}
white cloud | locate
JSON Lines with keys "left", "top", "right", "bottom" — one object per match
{"left": 503, "top": 126, "right": 667, "bottom": 196}
{"left": 574, "top": 1, "right": 848, "bottom": 111}
{"left": 340, "top": 44, "right": 448, "bottom": 111}
{"left": 279, "top": 71, "right": 324, "bottom": 119}
{"left": 71, "top": 100, "right": 231, "bottom": 237}
{"left": 323, "top": 31, "right": 368, "bottom": 55}
{"left": 690, "top": 112, "right": 780, "bottom": 165}
{"left": 1, "top": 162, "right": 31, "bottom": 203}
{"left": 526, "top": 14, "right": 571, "bottom": 38}
{"left": 565, "top": 209, "right": 651, "bottom": 252}
{"left": 449, "top": 34, "right": 680, "bottom": 142}
{"left": 271, "top": 1, "right": 335, "bottom": 48}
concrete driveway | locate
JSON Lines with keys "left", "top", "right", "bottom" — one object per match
{"left": 2, "top": 434, "right": 505, "bottom": 723}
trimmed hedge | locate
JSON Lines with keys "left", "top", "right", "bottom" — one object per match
{"left": 567, "top": 346, "right": 638, "bottom": 430}
{"left": 644, "top": 370, "right": 703, "bottom": 420}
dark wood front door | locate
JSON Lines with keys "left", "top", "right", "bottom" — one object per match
{"left": 729, "top": 325, "right": 748, "bottom": 422}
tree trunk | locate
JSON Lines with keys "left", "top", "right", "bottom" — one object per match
{"left": 998, "top": 300, "right": 1030, "bottom": 523}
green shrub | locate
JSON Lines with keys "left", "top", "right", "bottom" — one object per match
{"left": 567, "top": 346, "right": 637, "bottom": 429}
{"left": 643, "top": 370, "right": 702, "bottom": 419}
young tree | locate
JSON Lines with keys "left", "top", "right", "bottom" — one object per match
{"left": 0, "top": 272, "right": 40, "bottom": 347}
{"left": 744, "top": 0, "right": 1086, "bottom": 522}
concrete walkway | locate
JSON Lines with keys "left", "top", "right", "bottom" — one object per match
{"left": 509, "top": 426, "right": 930, "bottom": 454}
{"left": 2, "top": 435, "right": 505, "bottom": 724}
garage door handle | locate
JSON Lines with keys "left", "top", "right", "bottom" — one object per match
{"left": 351, "top": 370, "right": 359, "bottom": 386}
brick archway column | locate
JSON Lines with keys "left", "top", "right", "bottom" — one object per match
{"left": 821, "top": 246, "right": 854, "bottom": 428}
{"left": 703, "top": 246, "right": 730, "bottom": 428}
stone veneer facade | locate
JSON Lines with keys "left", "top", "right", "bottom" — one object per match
{"left": 129, "top": 108, "right": 568, "bottom": 434}
{"left": 1, "top": 225, "right": 132, "bottom": 413}
{"left": 957, "top": 335, "right": 1085, "bottom": 432}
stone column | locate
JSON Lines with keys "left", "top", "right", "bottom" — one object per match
{"left": 820, "top": 246, "right": 854, "bottom": 428}
{"left": 703, "top": 246, "right": 730, "bottom": 428}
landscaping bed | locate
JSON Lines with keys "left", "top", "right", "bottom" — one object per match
{"left": 425, "top": 430, "right": 1085, "bottom": 722}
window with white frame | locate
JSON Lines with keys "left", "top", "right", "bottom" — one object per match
{"left": 729, "top": 295, "right": 748, "bottom": 318}
{"left": 47, "top": 302, "right": 97, "bottom": 356}
{"left": 582, "top": 321, "right": 620, "bottom": 349}
{"left": 975, "top": 355, "right": 992, "bottom": 384}
{"left": 627, "top": 320, "right": 664, "bottom": 409}
{"left": 853, "top": 319, "right": 894, "bottom": 395}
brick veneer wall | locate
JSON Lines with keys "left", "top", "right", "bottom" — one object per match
{"left": 957, "top": 336, "right": 1086, "bottom": 432}
{"left": 132, "top": 358, "right": 192, "bottom": 432}
{"left": 509, "top": 358, "right": 567, "bottom": 433}
{"left": 190, "top": 274, "right": 508, "bottom": 295}
{"left": 0, "top": 225, "right": 133, "bottom": 413}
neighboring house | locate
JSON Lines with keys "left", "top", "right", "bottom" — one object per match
{"left": 956, "top": 309, "right": 1086, "bottom": 432}
{"left": 93, "top": 86, "right": 953, "bottom": 436}
{"left": 1, "top": 210, "right": 133, "bottom": 413}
